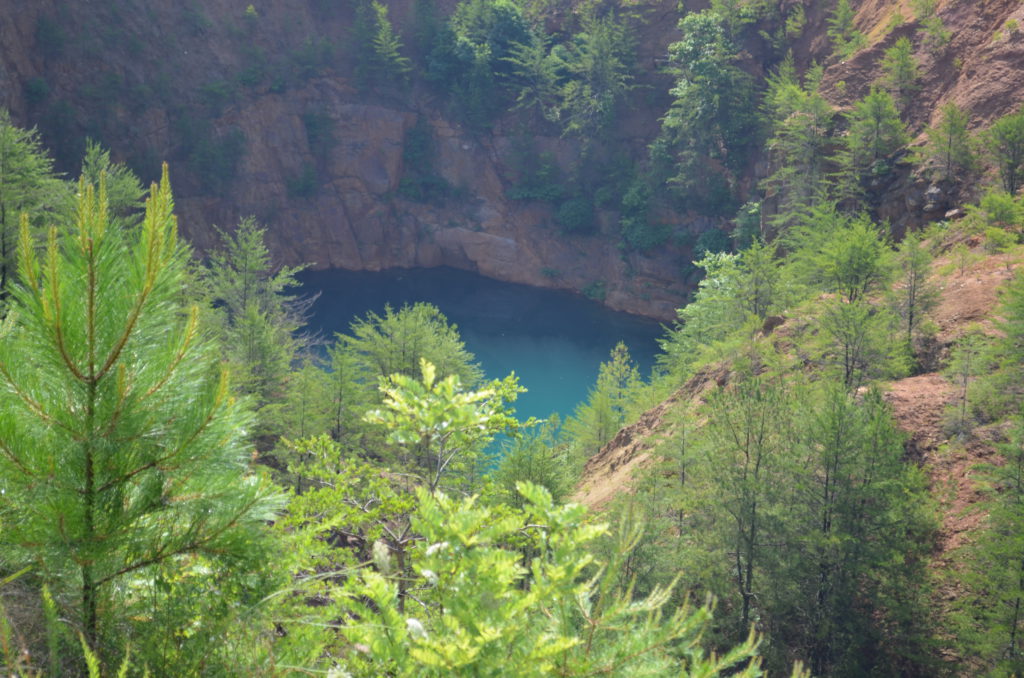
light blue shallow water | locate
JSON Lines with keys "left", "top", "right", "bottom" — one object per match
{"left": 298, "top": 267, "right": 665, "bottom": 421}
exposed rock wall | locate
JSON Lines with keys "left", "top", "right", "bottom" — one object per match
{"left": 1, "top": 0, "right": 1023, "bottom": 320}
{"left": 0, "top": 0, "right": 691, "bottom": 320}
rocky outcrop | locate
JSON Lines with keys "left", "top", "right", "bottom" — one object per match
{"left": 2, "top": 0, "right": 1023, "bottom": 320}
{"left": 0, "top": 0, "right": 692, "bottom": 321}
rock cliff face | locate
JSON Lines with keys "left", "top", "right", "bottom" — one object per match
{"left": 0, "top": 0, "right": 692, "bottom": 320}
{"left": 1, "top": 0, "right": 1022, "bottom": 320}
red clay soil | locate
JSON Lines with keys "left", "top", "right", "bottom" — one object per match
{"left": 932, "top": 247, "right": 1021, "bottom": 342}
{"left": 572, "top": 364, "right": 732, "bottom": 510}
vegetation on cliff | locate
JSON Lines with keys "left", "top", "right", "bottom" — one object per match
{"left": 2, "top": 0, "right": 1024, "bottom": 675}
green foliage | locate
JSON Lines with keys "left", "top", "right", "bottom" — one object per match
{"left": 887, "top": 231, "right": 940, "bottom": 363}
{"left": 921, "top": 101, "right": 977, "bottom": 181}
{"left": 954, "top": 411, "right": 1024, "bottom": 674}
{"left": 555, "top": 195, "right": 595, "bottom": 234}
{"left": 289, "top": 36, "right": 335, "bottom": 80}
{"left": 0, "top": 170, "right": 282, "bottom": 670}
{"left": 427, "top": 0, "right": 531, "bottom": 128}
{"left": 581, "top": 279, "right": 606, "bottom": 301}
{"left": 563, "top": 343, "right": 643, "bottom": 461}
{"left": 657, "top": 252, "right": 750, "bottom": 381}
{"left": 911, "top": 0, "right": 950, "bottom": 51}
{"left": 660, "top": 10, "right": 757, "bottom": 213}
{"left": 337, "top": 482, "right": 774, "bottom": 677}
{"left": 827, "top": 0, "right": 866, "bottom": 58}
{"left": 373, "top": 1, "right": 412, "bottom": 82}
{"left": 357, "top": 0, "right": 413, "bottom": 88}
{"left": 878, "top": 37, "right": 920, "bottom": 115}
{"left": 818, "top": 298, "right": 905, "bottom": 390}
{"left": 944, "top": 326, "right": 989, "bottom": 437}
{"left": 983, "top": 107, "right": 1024, "bottom": 195}
{"left": 619, "top": 178, "right": 670, "bottom": 251}
{"left": 301, "top": 108, "right": 336, "bottom": 165}
{"left": 365, "top": 359, "right": 527, "bottom": 493}
{"left": 398, "top": 117, "right": 453, "bottom": 204}
{"left": 984, "top": 225, "right": 1018, "bottom": 253}
{"left": 761, "top": 63, "right": 835, "bottom": 231}
{"left": 0, "top": 110, "right": 64, "bottom": 302}
{"left": 630, "top": 365, "right": 935, "bottom": 675}
{"left": 75, "top": 141, "right": 146, "bottom": 228}
{"left": 506, "top": 145, "right": 564, "bottom": 202}
{"left": 788, "top": 206, "right": 892, "bottom": 303}
{"left": 732, "top": 201, "right": 762, "bottom": 249}
{"left": 23, "top": 77, "right": 51, "bottom": 108}
{"left": 790, "top": 384, "right": 933, "bottom": 675}
{"left": 35, "top": 16, "right": 67, "bottom": 60}
{"left": 972, "top": 270, "right": 1024, "bottom": 419}
{"left": 835, "top": 88, "right": 909, "bottom": 197}
{"left": 344, "top": 302, "right": 483, "bottom": 386}
{"left": 504, "top": 32, "right": 563, "bottom": 123}
{"left": 558, "top": 11, "right": 636, "bottom": 138}
{"left": 695, "top": 227, "right": 731, "bottom": 258}
{"left": 491, "top": 415, "right": 571, "bottom": 508}
{"left": 973, "top": 188, "right": 1024, "bottom": 231}
{"left": 709, "top": 0, "right": 771, "bottom": 42}
{"left": 286, "top": 162, "right": 319, "bottom": 198}
{"left": 202, "top": 217, "right": 308, "bottom": 441}
{"left": 177, "top": 118, "right": 247, "bottom": 196}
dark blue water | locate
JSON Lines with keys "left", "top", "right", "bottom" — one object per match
{"left": 298, "top": 267, "right": 663, "bottom": 421}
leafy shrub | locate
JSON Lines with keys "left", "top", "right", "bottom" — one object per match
{"left": 695, "top": 227, "right": 731, "bottom": 257}
{"left": 507, "top": 149, "right": 564, "bottom": 202}
{"left": 397, "top": 118, "right": 454, "bottom": 204}
{"left": 555, "top": 196, "right": 594, "bottom": 234}
{"left": 984, "top": 226, "right": 1018, "bottom": 253}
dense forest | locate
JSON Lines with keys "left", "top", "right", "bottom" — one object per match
{"left": 2, "top": 0, "right": 1024, "bottom": 675}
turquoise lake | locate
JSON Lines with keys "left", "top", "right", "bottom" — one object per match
{"left": 298, "top": 267, "right": 665, "bottom": 421}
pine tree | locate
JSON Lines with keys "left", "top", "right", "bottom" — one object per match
{"left": 204, "top": 217, "right": 309, "bottom": 440}
{"left": 559, "top": 11, "right": 635, "bottom": 137}
{"left": 957, "top": 411, "right": 1024, "bottom": 674}
{"left": 0, "top": 110, "right": 64, "bottom": 303}
{"left": 563, "top": 342, "right": 642, "bottom": 461}
{"left": 702, "top": 372, "right": 791, "bottom": 634}
{"left": 819, "top": 299, "right": 902, "bottom": 390}
{"left": 74, "top": 140, "right": 146, "bottom": 227}
{"left": 371, "top": 0, "right": 412, "bottom": 85}
{"left": 827, "top": 0, "right": 865, "bottom": 58}
{"left": 343, "top": 302, "right": 482, "bottom": 386}
{"left": 836, "top": 88, "right": 909, "bottom": 189}
{"left": 878, "top": 37, "right": 920, "bottom": 116}
{"left": 888, "top": 231, "right": 939, "bottom": 362}
{"left": 505, "top": 31, "right": 563, "bottom": 123}
{"left": 792, "top": 384, "right": 932, "bottom": 675}
{"left": 911, "top": 0, "right": 950, "bottom": 52}
{"left": 762, "top": 64, "right": 835, "bottom": 231}
{"left": 921, "top": 101, "right": 977, "bottom": 181}
{"left": 0, "top": 169, "right": 281, "bottom": 666}
{"left": 984, "top": 108, "right": 1024, "bottom": 195}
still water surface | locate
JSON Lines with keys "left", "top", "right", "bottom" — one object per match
{"left": 298, "top": 267, "right": 665, "bottom": 421}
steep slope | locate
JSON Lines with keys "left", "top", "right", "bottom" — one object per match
{"left": 575, "top": 249, "right": 1019, "bottom": 507}
{"left": 0, "top": 0, "right": 691, "bottom": 319}
{"left": 2, "top": 0, "right": 1022, "bottom": 320}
